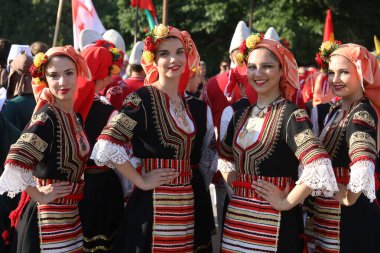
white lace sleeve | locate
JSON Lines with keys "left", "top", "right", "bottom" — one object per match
{"left": 296, "top": 158, "right": 338, "bottom": 197}
{"left": 347, "top": 160, "right": 376, "bottom": 202}
{"left": 218, "top": 158, "right": 236, "bottom": 173}
{"left": 90, "top": 139, "right": 131, "bottom": 169}
{"left": 0, "top": 164, "right": 36, "bottom": 198}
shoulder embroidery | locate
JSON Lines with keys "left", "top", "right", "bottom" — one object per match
{"left": 293, "top": 109, "right": 309, "bottom": 122}
{"left": 349, "top": 131, "right": 376, "bottom": 148}
{"left": 122, "top": 92, "right": 142, "bottom": 108}
{"left": 111, "top": 113, "right": 137, "bottom": 131}
{"left": 19, "top": 133, "right": 48, "bottom": 153}
{"left": 30, "top": 112, "right": 49, "bottom": 125}
{"left": 294, "top": 129, "right": 315, "bottom": 147}
{"left": 353, "top": 111, "right": 375, "bottom": 128}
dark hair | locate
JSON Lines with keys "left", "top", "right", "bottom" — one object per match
{"left": 0, "top": 38, "right": 11, "bottom": 67}
{"left": 130, "top": 64, "right": 143, "bottom": 73}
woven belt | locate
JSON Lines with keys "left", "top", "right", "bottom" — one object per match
{"left": 142, "top": 158, "right": 192, "bottom": 185}
{"left": 232, "top": 174, "right": 295, "bottom": 198}
{"left": 35, "top": 178, "right": 84, "bottom": 205}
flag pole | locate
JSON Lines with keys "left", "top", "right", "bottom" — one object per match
{"left": 134, "top": 4, "right": 139, "bottom": 44}
{"left": 248, "top": 0, "right": 253, "bottom": 29}
{"left": 53, "top": 0, "right": 64, "bottom": 47}
{"left": 162, "top": 0, "right": 168, "bottom": 25}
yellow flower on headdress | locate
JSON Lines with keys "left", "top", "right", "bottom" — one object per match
{"left": 143, "top": 50, "right": 155, "bottom": 64}
{"left": 33, "top": 52, "right": 45, "bottom": 68}
{"left": 111, "top": 47, "right": 120, "bottom": 55}
{"left": 235, "top": 52, "right": 245, "bottom": 66}
{"left": 33, "top": 77, "right": 46, "bottom": 87}
{"left": 110, "top": 65, "right": 121, "bottom": 75}
{"left": 246, "top": 34, "right": 261, "bottom": 49}
{"left": 320, "top": 41, "right": 333, "bottom": 52}
{"left": 153, "top": 24, "right": 170, "bottom": 39}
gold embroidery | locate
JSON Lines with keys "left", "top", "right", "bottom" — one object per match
{"left": 111, "top": 113, "right": 137, "bottom": 131}
{"left": 19, "top": 133, "right": 48, "bottom": 152}
{"left": 349, "top": 131, "right": 376, "bottom": 148}
{"left": 294, "top": 109, "right": 309, "bottom": 121}
{"left": 353, "top": 111, "right": 375, "bottom": 128}
{"left": 123, "top": 92, "right": 142, "bottom": 107}
{"left": 29, "top": 112, "right": 49, "bottom": 125}
{"left": 294, "top": 129, "right": 315, "bottom": 147}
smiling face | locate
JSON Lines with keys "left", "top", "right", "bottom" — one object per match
{"left": 45, "top": 56, "right": 78, "bottom": 108}
{"left": 246, "top": 48, "right": 282, "bottom": 97}
{"left": 328, "top": 55, "right": 363, "bottom": 102}
{"left": 154, "top": 37, "right": 186, "bottom": 81}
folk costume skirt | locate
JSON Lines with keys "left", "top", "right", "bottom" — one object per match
{"left": 221, "top": 174, "right": 304, "bottom": 253}
{"left": 313, "top": 167, "right": 380, "bottom": 253}
{"left": 112, "top": 158, "right": 195, "bottom": 253}
{"left": 11, "top": 179, "right": 84, "bottom": 253}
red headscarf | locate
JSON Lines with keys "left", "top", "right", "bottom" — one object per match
{"left": 31, "top": 45, "right": 91, "bottom": 114}
{"left": 74, "top": 46, "right": 113, "bottom": 121}
{"left": 331, "top": 43, "right": 380, "bottom": 151}
{"left": 141, "top": 25, "right": 199, "bottom": 95}
{"left": 246, "top": 39, "right": 299, "bottom": 101}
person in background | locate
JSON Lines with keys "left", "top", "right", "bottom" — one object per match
{"left": 106, "top": 41, "right": 145, "bottom": 111}
{"left": 74, "top": 41, "right": 125, "bottom": 252}
{"left": 0, "top": 38, "right": 11, "bottom": 88}
{"left": 186, "top": 53, "right": 216, "bottom": 253}
{"left": 2, "top": 52, "right": 36, "bottom": 131}
{"left": 219, "top": 59, "right": 230, "bottom": 75}
{"left": 29, "top": 42, "right": 48, "bottom": 56}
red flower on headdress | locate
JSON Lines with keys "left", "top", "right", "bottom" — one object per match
{"left": 144, "top": 36, "right": 156, "bottom": 51}
{"left": 95, "top": 39, "right": 116, "bottom": 49}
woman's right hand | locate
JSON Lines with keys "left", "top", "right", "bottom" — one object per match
{"left": 140, "top": 169, "right": 179, "bottom": 191}
{"left": 37, "top": 182, "right": 72, "bottom": 204}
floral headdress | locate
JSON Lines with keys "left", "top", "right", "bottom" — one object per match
{"left": 235, "top": 33, "right": 265, "bottom": 66}
{"left": 315, "top": 40, "right": 342, "bottom": 72}
{"left": 95, "top": 39, "right": 124, "bottom": 75}
{"left": 142, "top": 24, "right": 173, "bottom": 64}
{"left": 29, "top": 52, "right": 50, "bottom": 87}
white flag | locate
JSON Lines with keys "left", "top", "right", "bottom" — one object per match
{"left": 72, "top": 0, "right": 106, "bottom": 50}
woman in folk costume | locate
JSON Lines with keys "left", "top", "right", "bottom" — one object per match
{"left": 0, "top": 46, "right": 92, "bottom": 252}
{"left": 74, "top": 40, "right": 125, "bottom": 252}
{"left": 218, "top": 35, "right": 338, "bottom": 253}
{"left": 186, "top": 58, "right": 217, "bottom": 252}
{"left": 311, "top": 42, "right": 380, "bottom": 253}
{"left": 91, "top": 24, "right": 199, "bottom": 252}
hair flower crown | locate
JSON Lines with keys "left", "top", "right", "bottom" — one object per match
{"left": 143, "top": 24, "right": 173, "bottom": 64}
{"left": 315, "top": 40, "right": 342, "bottom": 72}
{"left": 29, "top": 52, "right": 50, "bottom": 87}
{"left": 236, "top": 32, "right": 264, "bottom": 66}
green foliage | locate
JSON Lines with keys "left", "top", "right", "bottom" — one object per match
{"left": 1, "top": 0, "right": 379, "bottom": 74}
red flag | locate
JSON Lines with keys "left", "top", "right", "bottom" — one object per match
{"left": 72, "top": 0, "right": 106, "bottom": 50}
{"left": 323, "top": 9, "right": 334, "bottom": 42}
{"left": 131, "top": 0, "right": 156, "bottom": 17}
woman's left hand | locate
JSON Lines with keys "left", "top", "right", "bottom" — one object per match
{"left": 252, "top": 180, "right": 290, "bottom": 211}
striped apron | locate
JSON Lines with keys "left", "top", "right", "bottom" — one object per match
{"left": 143, "top": 158, "right": 194, "bottom": 253}
{"left": 222, "top": 174, "right": 295, "bottom": 253}
{"left": 36, "top": 178, "right": 84, "bottom": 253}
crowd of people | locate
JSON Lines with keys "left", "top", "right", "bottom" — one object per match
{"left": 0, "top": 19, "right": 379, "bottom": 253}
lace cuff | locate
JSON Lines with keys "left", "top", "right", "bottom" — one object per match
{"left": 0, "top": 164, "right": 36, "bottom": 198}
{"left": 297, "top": 158, "right": 338, "bottom": 197}
{"left": 347, "top": 160, "right": 376, "bottom": 202}
{"left": 218, "top": 158, "right": 236, "bottom": 173}
{"left": 91, "top": 139, "right": 131, "bottom": 169}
